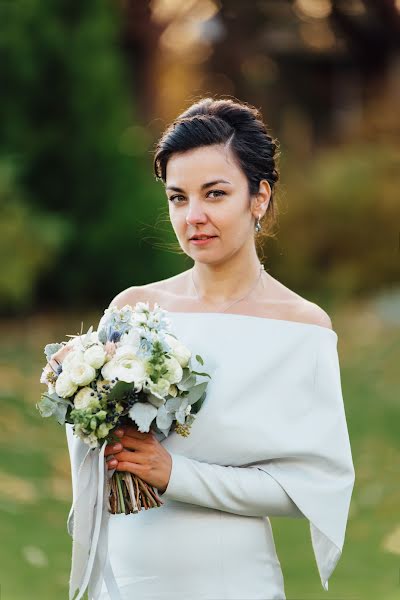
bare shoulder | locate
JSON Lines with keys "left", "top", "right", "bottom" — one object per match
{"left": 107, "top": 271, "right": 190, "bottom": 310}
{"left": 108, "top": 283, "right": 161, "bottom": 310}
{"left": 264, "top": 273, "right": 333, "bottom": 330}
{"left": 295, "top": 300, "right": 333, "bottom": 330}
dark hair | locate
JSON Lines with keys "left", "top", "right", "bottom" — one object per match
{"left": 153, "top": 97, "right": 280, "bottom": 240}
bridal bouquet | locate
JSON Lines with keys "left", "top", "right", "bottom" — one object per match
{"left": 37, "top": 302, "right": 210, "bottom": 514}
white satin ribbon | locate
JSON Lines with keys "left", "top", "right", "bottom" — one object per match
{"left": 68, "top": 440, "right": 123, "bottom": 600}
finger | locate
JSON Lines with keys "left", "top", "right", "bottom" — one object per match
{"left": 111, "top": 449, "right": 146, "bottom": 464}
{"left": 104, "top": 443, "right": 123, "bottom": 457}
{"left": 114, "top": 461, "right": 144, "bottom": 476}
{"left": 118, "top": 435, "right": 148, "bottom": 452}
{"left": 107, "top": 457, "right": 118, "bottom": 469}
{"left": 113, "top": 428, "right": 124, "bottom": 438}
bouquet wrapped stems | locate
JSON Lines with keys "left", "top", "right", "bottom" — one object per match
{"left": 107, "top": 470, "right": 165, "bottom": 515}
{"left": 105, "top": 416, "right": 165, "bottom": 514}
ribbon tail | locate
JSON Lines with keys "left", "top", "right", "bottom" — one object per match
{"left": 88, "top": 459, "right": 123, "bottom": 600}
{"left": 69, "top": 445, "right": 98, "bottom": 600}
{"left": 68, "top": 438, "right": 123, "bottom": 600}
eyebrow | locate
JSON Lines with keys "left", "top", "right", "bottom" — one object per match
{"left": 165, "top": 179, "right": 232, "bottom": 192}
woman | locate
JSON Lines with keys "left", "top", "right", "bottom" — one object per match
{"left": 63, "top": 97, "right": 355, "bottom": 600}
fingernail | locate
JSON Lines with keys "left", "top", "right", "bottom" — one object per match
{"left": 112, "top": 443, "right": 122, "bottom": 451}
{"left": 114, "top": 429, "right": 124, "bottom": 437}
{"left": 109, "top": 459, "right": 117, "bottom": 466}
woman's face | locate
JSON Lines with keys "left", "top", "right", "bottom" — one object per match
{"left": 165, "top": 144, "right": 265, "bottom": 266}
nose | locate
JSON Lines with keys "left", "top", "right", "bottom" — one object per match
{"left": 185, "top": 201, "right": 208, "bottom": 226}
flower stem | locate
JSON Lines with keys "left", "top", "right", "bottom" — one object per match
{"left": 116, "top": 472, "right": 126, "bottom": 514}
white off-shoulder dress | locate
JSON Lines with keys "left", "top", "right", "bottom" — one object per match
{"left": 65, "top": 311, "right": 355, "bottom": 600}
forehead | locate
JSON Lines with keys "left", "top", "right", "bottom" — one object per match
{"left": 165, "top": 144, "right": 244, "bottom": 186}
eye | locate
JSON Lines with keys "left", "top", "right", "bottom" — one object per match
{"left": 168, "top": 194, "right": 186, "bottom": 204}
{"left": 207, "top": 190, "right": 226, "bottom": 199}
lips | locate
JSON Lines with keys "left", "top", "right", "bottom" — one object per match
{"left": 189, "top": 235, "right": 216, "bottom": 240}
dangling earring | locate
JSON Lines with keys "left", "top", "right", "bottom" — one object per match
{"left": 255, "top": 215, "right": 262, "bottom": 233}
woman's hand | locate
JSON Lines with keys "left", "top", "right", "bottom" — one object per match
{"left": 104, "top": 424, "right": 172, "bottom": 494}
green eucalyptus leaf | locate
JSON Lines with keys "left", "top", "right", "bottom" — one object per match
{"left": 190, "top": 370, "right": 211, "bottom": 378}
{"left": 177, "top": 373, "right": 197, "bottom": 391}
{"left": 54, "top": 402, "right": 69, "bottom": 425}
{"left": 185, "top": 381, "right": 209, "bottom": 404}
{"left": 190, "top": 391, "right": 207, "bottom": 414}
{"left": 195, "top": 354, "right": 204, "bottom": 365}
{"left": 165, "top": 397, "right": 183, "bottom": 412}
{"left": 47, "top": 391, "right": 65, "bottom": 403}
{"left": 37, "top": 395, "right": 57, "bottom": 417}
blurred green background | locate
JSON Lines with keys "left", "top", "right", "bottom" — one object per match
{"left": 1, "top": 1, "right": 399, "bottom": 598}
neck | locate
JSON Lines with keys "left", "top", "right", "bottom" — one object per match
{"left": 190, "top": 253, "right": 265, "bottom": 305}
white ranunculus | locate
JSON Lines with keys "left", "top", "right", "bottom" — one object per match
{"left": 164, "top": 334, "right": 191, "bottom": 367}
{"left": 55, "top": 371, "right": 78, "bottom": 398}
{"left": 62, "top": 350, "right": 85, "bottom": 372}
{"left": 84, "top": 344, "right": 107, "bottom": 369}
{"left": 74, "top": 387, "right": 98, "bottom": 410}
{"left": 69, "top": 362, "right": 96, "bottom": 386}
{"left": 164, "top": 356, "right": 183, "bottom": 384}
{"left": 114, "top": 345, "right": 140, "bottom": 360}
{"left": 145, "top": 377, "right": 171, "bottom": 399}
{"left": 101, "top": 346, "right": 147, "bottom": 386}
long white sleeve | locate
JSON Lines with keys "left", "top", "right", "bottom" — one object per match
{"left": 159, "top": 452, "right": 304, "bottom": 518}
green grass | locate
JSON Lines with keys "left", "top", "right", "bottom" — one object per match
{"left": 0, "top": 303, "right": 399, "bottom": 599}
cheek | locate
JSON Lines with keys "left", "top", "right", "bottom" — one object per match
{"left": 168, "top": 209, "right": 182, "bottom": 231}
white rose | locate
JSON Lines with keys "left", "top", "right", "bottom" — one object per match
{"left": 74, "top": 387, "right": 98, "bottom": 410}
{"left": 55, "top": 371, "right": 78, "bottom": 398}
{"left": 165, "top": 334, "right": 191, "bottom": 367}
{"left": 69, "top": 362, "right": 96, "bottom": 386}
{"left": 164, "top": 356, "right": 183, "bottom": 384}
{"left": 145, "top": 377, "right": 171, "bottom": 399}
{"left": 101, "top": 346, "right": 147, "bottom": 386}
{"left": 84, "top": 344, "right": 107, "bottom": 369}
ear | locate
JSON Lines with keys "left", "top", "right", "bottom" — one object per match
{"left": 251, "top": 179, "right": 271, "bottom": 218}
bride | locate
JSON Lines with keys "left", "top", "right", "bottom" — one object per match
{"left": 62, "top": 97, "right": 355, "bottom": 600}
